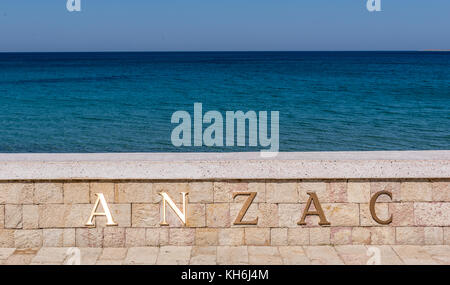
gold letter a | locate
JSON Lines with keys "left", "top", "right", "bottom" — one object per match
{"left": 85, "top": 193, "right": 117, "bottom": 227}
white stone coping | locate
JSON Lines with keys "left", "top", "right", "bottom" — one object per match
{"left": 0, "top": 151, "right": 448, "bottom": 180}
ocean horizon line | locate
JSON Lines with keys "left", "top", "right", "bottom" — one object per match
{"left": 0, "top": 50, "right": 445, "bottom": 54}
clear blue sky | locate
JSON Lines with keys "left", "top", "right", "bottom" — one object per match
{"left": 0, "top": 0, "right": 449, "bottom": 52}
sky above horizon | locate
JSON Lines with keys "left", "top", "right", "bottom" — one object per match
{"left": 0, "top": 0, "right": 449, "bottom": 52}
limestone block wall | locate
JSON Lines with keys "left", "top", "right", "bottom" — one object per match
{"left": 0, "top": 152, "right": 448, "bottom": 248}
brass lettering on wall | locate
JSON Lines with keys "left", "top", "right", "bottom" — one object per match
{"left": 160, "top": 192, "right": 189, "bottom": 226}
{"left": 297, "top": 192, "right": 330, "bottom": 226}
{"left": 83, "top": 189, "right": 397, "bottom": 228}
{"left": 232, "top": 192, "right": 258, "bottom": 225}
{"left": 370, "top": 190, "right": 393, "bottom": 225}
{"left": 85, "top": 193, "right": 118, "bottom": 227}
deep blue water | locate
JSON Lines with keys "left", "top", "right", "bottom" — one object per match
{"left": 0, "top": 51, "right": 449, "bottom": 153}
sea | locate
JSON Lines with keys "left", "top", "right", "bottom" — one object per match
{"left": 0, "top": 51, "right": 448, "bottom": 153}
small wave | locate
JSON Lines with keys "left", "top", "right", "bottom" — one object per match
{"left": 1, "top": 75, "right": 130, "bottom": 84}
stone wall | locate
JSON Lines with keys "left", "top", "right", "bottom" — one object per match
{"left": 0, "top": 179, "right": 449, "bottom": 248}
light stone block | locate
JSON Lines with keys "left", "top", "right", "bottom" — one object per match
{"left": 0, "top": 248, "right": 15, "bottom": 261}
{"left": 271, "top": 228, "right": 288, "bottom": 246}
{"left": 217, "top": 246, "right": 248, "bottom": 265}
{"left": 169, "top": 228, "right": 195, "bottom": 246}
{"left": 370, "top": 181, "right": 401, "bottom": 202}
{"left": 0, "top": 205, "right": 3, "bottom": 228}
{"left": 63, "top": 204, "right": 93, "bottom": 228}
{"left": 218, "top": 228, "right": 244, "bottom": 246}
{"left": 79, "top": 248, "right": 102, "bottom": 265}
{"left": 424, "top": 227, "right": 443, "bottom": 245}
{"left": 90, "top": 182, "right": 115, "bottom": 202}
{"left": 258, "top": 203, "right": 278, "bottom": 227}
{"left": 43, "top": 229, "right": 75, "bottom": 247}
{"left": 124, "top": 247, "right": 158, "bottom": 265}
{"left": 97, "top": 248, "right": 127, "bottom": 265}
{"left": 99, "top": 247, "right": 128, "bottom": 260}
{"left": 103, "top": 227, "right": 125, "bottom": 247}
{"left": 64, "top": 183, "right": 89, "bottom": 203}
{"left": 61, "top": 229, "right": 76, "bottom": 247}
{"left": 325, "top": 181, "right": 347, "bottom": 202}
{"left": 206, "top": 203, "right": 230, "bottom": 227}
{"left": 304, "top": 246, "right": 344, "bottom": 265}
{"left": 278, "top": 203, "right": 302, "bottom": 227}
{"left": 298, "top": 181, "right": 327, "bottom": 202}
{"left": 248, "top": 246, "right": 282, "bottom": 265}
{"left": 330, "top": 227, "right": 352, "bottom": 245}
{"left": 14, "top": 230, "right": 42, "bottom": 248}
{"left": 310, "top": 227, "right": 330, "bottom": 245}
{"left": 352, "top": 227, "right": 371, "bottom": 244}
{"left": 371, "top": 227, "right": 395, "bottom": 245}
{"left": 248, "top": 182, "right": 265, "bottom": 202}
{"left": 22, "top": 205, "right": 39, "bottom": 229}
{"left": 146, "top": 228, "right": 169, "bottom": 246}
{"left": 392, "top": 245, "right": 440, "bottom": 265}
{"left": 213, "top": 182, "right": 247, "bottom": 202}
{"left": 445, "top": 228, "right": 450, "bottom": 245}
{"left": 244, "top": 228, "right": 270, "bottom": 246}
{"left": 31, "top": 247, "right": 71, "bottom": 265}
{"left": 266, "top": 181, "right": 298, "bottom": 203}
{"left": 396, "top": 227, "right": 425, "bottom": 245}
{"left": 153, "top": 182, "right": 189, "bottom": 203}
{"left": 431, "top": 181, "right": 450, "bottom": 201}
{"left": 34, "top": 183, "right": 63, "bottom": 204}
{"left": 2, "top": 251, "right": 36, "bottom": 265}
{"left": 195, "top": 228, "right": 218, "bottom": 246}
{"left": 117, "top": 183, "right": 153, "bottom": 203}
{"left": 188, "top": 182, "right": 213, "bottom": 203}
{"left": 347, "top": 181, "right": 371, "bottom": 203}
{"left": 190, "top": 246, "right": 216, "bottom": 265}
{"left": 125, "top": 228, "right": 146, "bottom": 247}
{"left": 420, "top": 245, "right": 450, "bottom": 265}
{"left": 0, "top": 183, "right": 34, "bottom": 204}
{"left": 287, "top": 228, "right": 309, "bottom": 245}
{"left": 322, "top": 203, "right": 359, "bottom": 227}
{"left": 186, "top": 203, "right": 206, "bottom": 227}
{"left": 389, "top": 202, "right": 414, "bottom": 226}
{"left": 414, "top": 202, "right": 450, "bottom": 226}
{"left": 334, "top": 245, "right": 368, "bottom": 265}
{"left": 0, "top": 230, "right": 14, "bottom": 247}
{"left": 76, "top": 228, "right": 103, "bottom": 247}
{"left": 279, "top": 246, "right": 310, "bottom": 265}
{"left": 376, "top": 245, "right": 404, "bottom": 265}
{"left": 131, "top": 204, "right": 159, "bottom": 227}
{"left": 401, "top": 181, "right": 432, "bottom": 202}
{"left": 38, "top": 205, "right": 68, "bottom": 228}
{"left": 5, "top": 205, "right": 22, "bottom": 229}
{"left": 156, "top": 246, "right": 191, "bottom": 265}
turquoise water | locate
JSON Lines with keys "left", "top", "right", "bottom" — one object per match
{"left": 0, "top": 51, "right": 449, "bottom": 152}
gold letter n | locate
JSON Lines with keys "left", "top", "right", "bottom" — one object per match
{"left": 160, "top": 192, "right": 188, "bottom": 226}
